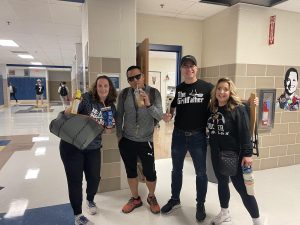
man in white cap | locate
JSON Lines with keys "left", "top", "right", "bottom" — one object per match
{"left": 35, "top": 79, "right": 45, "bottom": 107}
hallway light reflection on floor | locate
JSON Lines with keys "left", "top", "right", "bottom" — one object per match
{"left": 35, "top": 147, "right": 46, "bottom": 156}
{"left": 4, "top": 198, "right": 28, "bottom": 218}
{"left": 32, "top": 136, "right": 49, "bottom": 142}
{"left": 24, "top": 168, "right": 40, "bottom": 179}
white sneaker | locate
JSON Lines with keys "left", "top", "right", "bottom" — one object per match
{"left": 211, "top": 211, "right": 231, "bottom": 225}
{"left": 253, "top": 215, "right": 268, "bottom": 225}
{"left": 75, "top": 214, "right": 94, "bottom": 225}
{"left": 86, "top": 200, "right": 98, "bottom": 215}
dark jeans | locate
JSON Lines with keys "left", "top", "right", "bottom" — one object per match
{"left": 171, "top": 128, "right": 208, "bottom": 205}
{"left": 10, "top": 93, "right": 18, "bottom": 102}
{"left": 211, "top": 148, "right": 260, "bottom": 218}
{"left": 60, "top": 140, "right": 101, "bottom": 215}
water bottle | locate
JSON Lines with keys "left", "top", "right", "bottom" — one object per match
{"left": 101, "top": 106, "right": 113, "bottom": 128}
{"left": 70, "top": 90, "right": 81, "bottom": 114}
{"left": 242, "top": 166, "right": 255, "bottom": 196}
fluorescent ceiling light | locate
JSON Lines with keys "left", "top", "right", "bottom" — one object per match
{"left": 29, "top": 66, "right": 46, "bottom": 70}
{"left": 31, "top": 62, "right": 42, "bottom": 65}
{"left": 18, "top": 54, "right": 34, "bottom": 59}
{"left": 0, "top": 39, "right": 19, "bottom": 47}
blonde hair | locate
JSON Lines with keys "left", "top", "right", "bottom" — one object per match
{"left": 209, "top": 77, "right": 242, "bottom": 112}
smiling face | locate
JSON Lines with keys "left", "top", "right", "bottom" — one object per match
{"left": 180, "top": 61, "right": 198, "bottom": 84}
{"left": 96, "top": 78, "right": 110, "bottom": 101}
{"left": 285, "top": 71, "right": 298, "bottom": 95}
{"left": 216, "top": 81, "right": 230, "bottom": 106}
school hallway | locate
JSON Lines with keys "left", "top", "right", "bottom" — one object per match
{"left": 0, "top": 103, "right": 299, "bottom": 225}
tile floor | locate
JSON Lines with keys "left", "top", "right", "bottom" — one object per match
{"left": 0, "top": 104, "right": 299, "bottom": 225}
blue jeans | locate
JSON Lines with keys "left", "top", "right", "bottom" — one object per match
{"left": 171, "top": 128, "right": 208, "bottom": 205}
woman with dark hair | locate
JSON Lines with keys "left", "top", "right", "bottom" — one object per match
{"left": 60, "top": 75, "right": 117, "bottom": 225}
{"left": 207, "top": 78, "right": 265, "bottom": 225}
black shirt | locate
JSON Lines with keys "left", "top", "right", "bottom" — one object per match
{"left": 171, "top": 79, "right": 213, "bottom": 131}
{"left": 207, "top": 105, "right": 253, "bottom": 157}
{"left": 35, "top": 84, "right": 44, "bottom": 95}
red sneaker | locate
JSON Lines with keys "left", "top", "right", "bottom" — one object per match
{"left": 147, "top": 195, "right": 160, "bottom": 214}
{"left": 122, "top": 196, "right": 143, "bottom": 213}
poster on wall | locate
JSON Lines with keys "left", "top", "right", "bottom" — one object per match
{"left": 24, "top": 69, "right": 30, "bottom": 77}
{"left": 258, "top": 89, "right": 276, "bottom": 130}
{"left": 98, "top": 73, "right": 120, "bottom": 91}
{"left": 149, "top": 71, "right": 161, "bottom": 92}
{"left": 277, "top": 67, "right": 300, "bottom": 111}
{"left": 8, "top": 70, "right": 15, "bottom": 76}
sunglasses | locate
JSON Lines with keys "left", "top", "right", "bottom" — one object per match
{"left": 127, "top": 74, "right": 142, "bottom": 82}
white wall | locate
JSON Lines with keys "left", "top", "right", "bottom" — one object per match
{"left": 86, "top": 0, "right": 136, "bottom": 89}
{"left": 202, "top": 5, "right": 239, "bottom": 67}
{"left": 6, "top": 68, "right": 47, "bottom": 78}
{"left": 237, "top": 3, "right": 300, "bottom": 65}
{"left": 137, "top": 14, "right": 203, "bottom": 63}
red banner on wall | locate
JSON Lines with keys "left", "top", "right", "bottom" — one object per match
{"left": 269, "top": 15, "right": 276, "bottom": 45}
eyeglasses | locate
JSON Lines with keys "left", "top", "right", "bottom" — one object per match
{"left": 127, "top": 74, "right": 142, "bottom": 82}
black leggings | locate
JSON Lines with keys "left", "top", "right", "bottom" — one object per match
{"left": 60, "top": 140, "right": 101, "bottom": 215}
{"left": 119, "top": 137, "right": 157, "bottom": 182}
{"left": 211, "top": 150, "right": 260, "bottom": 218}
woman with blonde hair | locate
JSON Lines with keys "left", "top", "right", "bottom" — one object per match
{"left": 207, "top": 77, "right": 265, "bottom": 225}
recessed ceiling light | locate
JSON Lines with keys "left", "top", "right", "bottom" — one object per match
{"left": 30, "top": 62, "right": 42, "bottom": 65}
{"left": 0, "top": 39, "right": 19, "bottom": 47}
{"left": 18, "top": 54, "right": 34, "bottom": 59}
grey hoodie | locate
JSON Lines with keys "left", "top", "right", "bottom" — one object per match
{"left": 116, "top": 85, "right": 163, "bottom": 142}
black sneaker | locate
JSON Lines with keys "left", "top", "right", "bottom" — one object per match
{"left": 161, "top": 199, "right": 181, "bottom": 214}
{"left": 196, "top": 204, "right": 206, "bottom": 222}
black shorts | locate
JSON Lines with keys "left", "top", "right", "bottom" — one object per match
{"left": 118, "top": 137, "right": 157, "bottom": 182}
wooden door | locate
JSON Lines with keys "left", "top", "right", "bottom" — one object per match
{"left": 136, "top": 38, "right": 149, "bottom": 84}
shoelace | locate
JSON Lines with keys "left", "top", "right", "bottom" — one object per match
{"left": 148, "top": 196, "right": 158, "bottom": 205}
{"left": 88, "top": 201, "right": 96, "bottom": 208}
{"left": 78, "top": 216, "right": 89, "bottom": 224}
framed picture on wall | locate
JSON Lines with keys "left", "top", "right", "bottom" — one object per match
{"left": 99, "top": 73, "right": 120, "bottom": 91}
{"left": 149, "top": 71, "right": 161, "bottom": 92}
{"left": 257, "top": 89, "right": 276, "bottom": 130}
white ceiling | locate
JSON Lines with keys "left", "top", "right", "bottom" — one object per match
{"left": 0, "top": 0, "right": 300, "bottom": 67}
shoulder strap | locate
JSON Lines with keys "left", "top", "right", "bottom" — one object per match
{"left": 122, "top": 87, "right": 130, "bottom": 103}
{"left": 149, "top": 87, "right": 156, "bottom": 104}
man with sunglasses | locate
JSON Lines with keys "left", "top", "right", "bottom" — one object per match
{"left": 161, "top": 55, "right": 214, "bottom": 222}
{"left": 116, "top": 65, "right": 164, "bottom": 214}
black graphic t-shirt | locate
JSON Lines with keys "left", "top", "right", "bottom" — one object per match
{"left": 171, "top": 79, "right": 213, "bottom": 131}
{"left": 35, "top": 84, "right": 44, "bottom": 95}
{"left": 207, "top": 105, "right": 252, "bottom": 157}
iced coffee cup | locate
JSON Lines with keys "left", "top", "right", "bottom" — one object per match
{"left": 134, "top": 88, "right": 144, "bottom": 107}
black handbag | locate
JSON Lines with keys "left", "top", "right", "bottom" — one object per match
{"left": 219, "top": 150, "right": 239, "bottom": 176}
{"left": 49, "top": 111, "right": 104, "bottom": 150}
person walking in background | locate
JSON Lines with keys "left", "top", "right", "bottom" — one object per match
{"left": 161, "top": 55, "right": 213, "bottom": 222}
{"left": 60, "top": 75, "right": 117, "bottom": 225}
{"left": 35, "top": 79, "right": 44, "bottom": 107}
{"left": 207, "top": 77, "right": 266, "bottom": 225}
{"left": 8, "top": 82, "right": 18, "bottom": 103}
{"left": 58, "top": 81, "right": 69, "bottom": 108}
{"left": 116, "top": 65, "right": 164, "bottom": 214}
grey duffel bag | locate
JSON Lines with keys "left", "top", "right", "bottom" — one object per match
{"left": 49, "top": 111, "right": 104, "bottom": 150}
